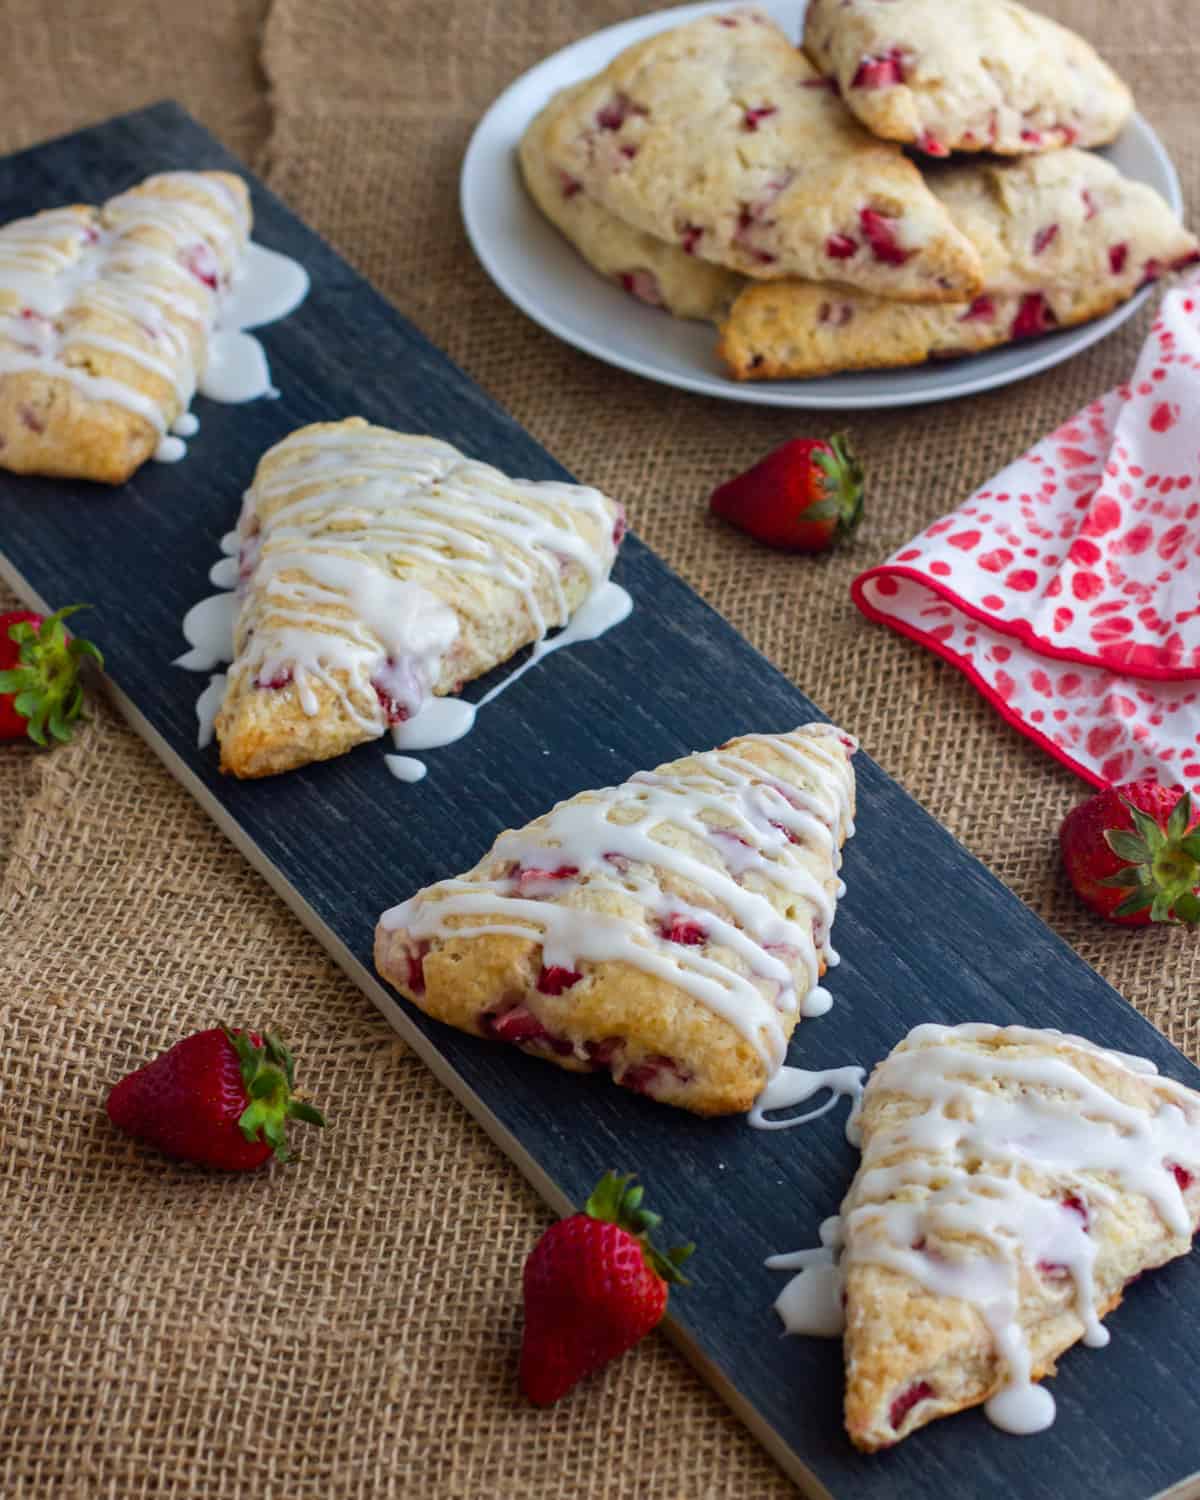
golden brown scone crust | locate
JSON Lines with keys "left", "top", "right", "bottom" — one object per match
{"left": 375, "top": 724, "right": 856, "bottom": 1116}
{"left": 718, "top": 151, "right": 1199, "bottom": 379}
{"left": 519, "top": 79, "right": 745, "bottom": 322}
{"left": 0, "top": 172, "right": 249, "bottom": 483}
{"left": 536, "top": 8, "right": 981, "bottom": 301}
{"left": 804, "top": 0, "right": 1132, "bottom": 157}
{"left": 840, "top": 1024, "right": 1200, "bottom": 1451}
{"left": 216, "top": 419, "right": 624, "bottom": 779}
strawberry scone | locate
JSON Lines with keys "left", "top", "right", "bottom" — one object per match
{"left": 835, "top": 1023, "right": 1200, "bottom": 1449}
{"left": 520, "top": 78, "right": 745, "bottom": 322}
{"left": 216, "top": 418, "right": 625, "bottom": 778}
{"left": 804, "top": 0, "right": 1132, "bottom": 159}
{"left": 536, "top": 8, "right": 981, "bottom": 301}
{"left": 0, "top": 171, "right": 250, "bottom": 483}
{"left": 375, "top": 722, "right": 857, "bottom": 1116}
{"left": 718, "top": 150, "right": 1198, "bottom": 380}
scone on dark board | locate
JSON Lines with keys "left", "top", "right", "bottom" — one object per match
{"left": 804, "top": 0, "right": 1132, "bottom": 158}
{"left": 535, "top": 7, "right": 982, "bottom": 301}
{"left": 375, "top": 723, "right": 857, "bottom": 1116}
{"left": 216, "top": 418, "right": 625, "bottom": 778}
{"left": 838, "top": 1023, "right": 1200, "bottom": 1451}
{"left": 718, "top": 150, "right": 1198, "bottom": 380}
{"left": 0, "top": 171, "right": 249, "bottom": 483}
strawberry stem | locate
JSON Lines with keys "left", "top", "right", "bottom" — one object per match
{"left": 0, "top": 604, "right": 103, "bottom": 747}
{"left": 584, "top": 1171, "right": 694, "bottom": 1285}
{"left": 223, "top": 1026, "right": 327, "bottom": 1162}
{"left": 1101, "top": 792, "right": 1200, "bottom": 923}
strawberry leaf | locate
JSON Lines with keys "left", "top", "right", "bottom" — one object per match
{"left": 1173, "top": 892, "right": 1200, "bottom": 924}
{"left": 1098, "top": 866, "right": 1146, "bottom": 889}
{"left": 1151, "top": 892, "right": 1174, "bottom": 923}
{"left": 1180, "top": 834, "right": 1200, "bottom": 863}
{"left": 1106, "top": 830, "right": 1152, "bottom": 864}
{"left": 1112, "top": 888, "right": 1155, "bottom": 919}
{"left": 1123, "top": 798, "right": 1168, "bottom": 854}
{"left": 1168, "top": 792, "right": 1193, "bottom": 842}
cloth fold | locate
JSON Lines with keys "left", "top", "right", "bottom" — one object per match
{"left": 853, "top": 272, "right": 1200, "bottom": 789}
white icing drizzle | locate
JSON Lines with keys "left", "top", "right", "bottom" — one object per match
{"left": 382, "top": 724, "right": 856, "bottom": 1066}
{"left": 748, "top": 1063, "right": 865, "bottom": 1138}
{"left": 194, "top": 673, "right": 227, "bottom": 749}
{"left": 767, "top": 1216, "right": 846, "bottom": 1338}
{"left": 385, "top": 755, "right": 429, "bottom": 783}
{"left": 769, "top": 1022, "right": 1200, "bottom": 1438}
{"left": 0, "top": 176, "right": 309, "bottom": 464}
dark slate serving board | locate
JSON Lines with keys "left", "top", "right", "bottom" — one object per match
{"left": 1, "top": 102, "right": 1197, "bottom": 1500}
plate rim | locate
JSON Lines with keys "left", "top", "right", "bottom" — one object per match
{"left": 460, "top": 0, "right": 1184, "bottom": 409}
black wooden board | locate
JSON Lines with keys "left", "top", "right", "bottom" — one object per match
{"left": 1, "top": 102, "right": 1198, "bottom": 1500}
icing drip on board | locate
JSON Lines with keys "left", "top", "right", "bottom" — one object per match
{"left": 381, "top": 724, "right": 856, "bottom": 1066}
{"left": 175, "top": 426, "right": 631, "bottom": 774}
{"left": 0, "top": 175, "right": 309, "bottom": 464}
{"left": 748, "top": 1064, "right": 865, "bottom": 1138}
{"left": 768, "top": 1023, "right": 1200, "bottom": 1438}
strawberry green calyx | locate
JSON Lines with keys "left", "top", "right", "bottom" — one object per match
{"left": 0, "top": 604, "right": 103, "bottom": 746}
{"left": 1101, "top": 793, "right": 1200, "bottom": 923}
{"left": 584, "top": 1171, "right": 695, "bottom": 1285}
{"left": 805, "top": 434, "right": 864, "bottom": 540}
{"left": 224, "top": 1027, "right": 327, "bottom": 1162}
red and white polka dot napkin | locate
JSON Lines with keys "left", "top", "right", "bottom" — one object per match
{"left": 852, "top": 275, "right": 1200, "bottom": 789}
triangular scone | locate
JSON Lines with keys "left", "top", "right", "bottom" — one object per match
{"left": 804, "top": 0, "right": 1132, "bottom": 158}
{"left": 718, "top": 150, "right": 1199, "bottom": 379}
{"left": 215, "top": 418, "right": 625, "bottom": 778}
{"left": 520, "top": 78, "right": 745, "bottom": 322}
{"left": 375, "top": 723, "right": 857, "bottom": 1115}
{"left": 840, "top": 1023, "right": 1200, "bottom": 1451}
{"left": 0, "top": 171, "right": 250, "bottom": 483}
{"left": 536, "top": 8, "right": 982, "bottom": 302}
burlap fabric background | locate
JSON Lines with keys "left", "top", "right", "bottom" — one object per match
{"left": 2, "top": 3, "right": 1198, "bottom": 1495}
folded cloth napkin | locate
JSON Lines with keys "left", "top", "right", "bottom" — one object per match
{"left": 852, "top": 274, "right": 1200, "bottom": 790}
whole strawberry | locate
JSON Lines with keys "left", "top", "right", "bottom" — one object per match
{"left": 709, "top": 433, "right": 863, "bottom": 553}
{"left": 106, "top": 1027, "right": 325, "bottom": 1169}
{"left": 1060, "top": 781, "right": 1200, "bottom": 925}
{"left": 520, "top": 1171, "right": 693, "bottom": 1405}
{"left": 0, "top": 604, "right": 102, "bottom": 745}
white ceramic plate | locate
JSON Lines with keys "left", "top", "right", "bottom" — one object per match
{"left": 461, "top": 0, "right": 1183, "bottom": 409}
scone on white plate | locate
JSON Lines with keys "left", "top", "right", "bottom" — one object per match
{"left": 535, "top": 7, "right": 982, "bottom": 302}
{"left": 215, "top": 418, "right": 625, "bottom": 778}
{"left": 0, "top": 171, "right": 250, "bottom": 483}
{"left": 804, "top": 0, "right": 1132, "bottom": 158}
{"left": 839, "top": 1022, "right": 1200, "bottom": 1450}
{"left": 520, "top": 78, "right": 745, "bottom": 322}
{"left": 375, "top": 723, "right": 857, "bottom": 1116}
{"left": 718, "top": 150, "right": 1198, "bottom": 379}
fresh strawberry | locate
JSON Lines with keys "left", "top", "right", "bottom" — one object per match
{"left": 106, "top": 1027, "right": 326, "bottom": 1170}
{"left": 0, "top": 604, "right": 102, "bottom": 745}
{"left": 519, "top": 1171, "right": 693, "bottom": 1405}
{"left": 1060, "top": 781, "right": 1200, "bottom": 925}
{"left": 709, "top": 433, "right": 863, "bottom": 552}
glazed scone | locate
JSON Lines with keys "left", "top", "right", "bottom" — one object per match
{"left": 216, "top": 418, "right": 625, "bottom": 778}
{"left": 839, "top": 1023, "right": 1200, "bottom": 1450}
{"left": 804, "top": 0, "right": 1132, "bottom": 158}
{"left": 718, "top": 150, "right": 1199, "bottom": 379}
{"left": 520, "top": 78, "right": 745, "bottom": 321}
{"left": 0, "top": 171, "right": 250, "bottom": 483}
{"left": 375, "top": 723, "right": 857, "bottom": 1116}
{"left": 537, "top": 8, "right": 982, "bottom": 301}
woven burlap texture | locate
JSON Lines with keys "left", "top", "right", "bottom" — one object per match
{"left": 2, "top": 2, "right": 1199, "bottom": 1496}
